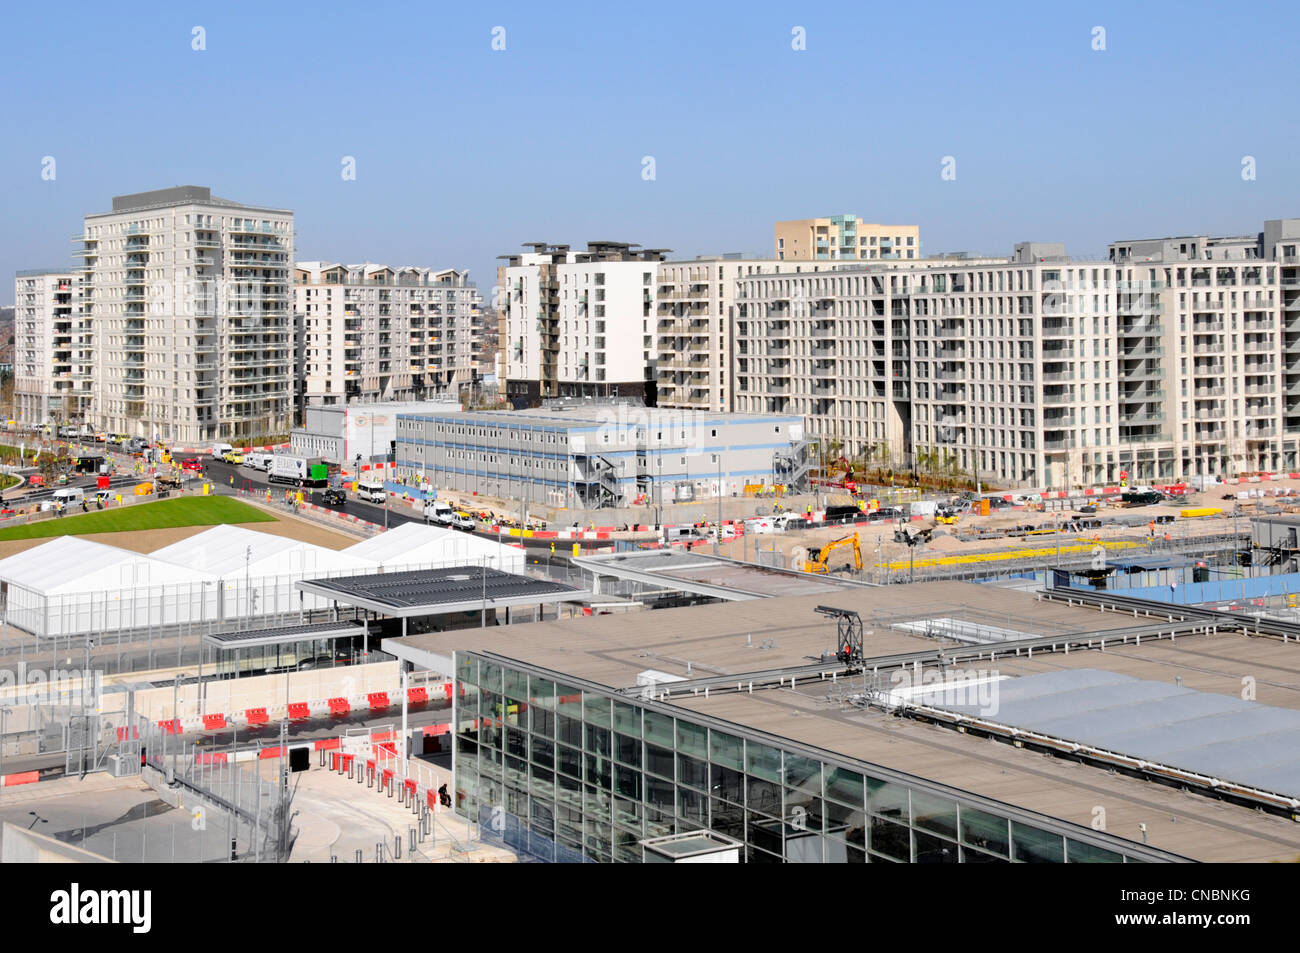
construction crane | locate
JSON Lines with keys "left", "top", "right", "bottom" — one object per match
{"left": 800, "top": 532, "right": 863, "bottom": 574}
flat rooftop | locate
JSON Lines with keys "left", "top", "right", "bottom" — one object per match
{"left": 385, "top": 580, "right": 1300, "bottom": 862}
{"left": 576, "top": 550, "right": 874, "bottom": 600}
{"left": 297, "top": 566, "right": 584, "bottom": 618}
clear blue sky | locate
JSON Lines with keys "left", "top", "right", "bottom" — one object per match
{"left": 2, "top": 0, "right": 1297, "bottom": 304}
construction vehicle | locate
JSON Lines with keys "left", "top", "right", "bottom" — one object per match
{"left": 800, "top": 532, "right": 863, "bottom": 574}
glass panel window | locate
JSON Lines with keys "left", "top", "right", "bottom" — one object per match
{"left": 746, "top": 775, "right": 781, "bottom": 816}
{"left": 615, "top": 732, "right": 641, "bottom": 767}
{"left": 643, "top": 710, "right": 674, "bottom": 747}
{"left": 825, "top": 766, "right": 864, "bottom": 807}
{"left": 1066, "top": 839, "right": 1124, "bottom": 863}
{"left": 710, "top": 798, "right": 744, "bottom": 840}
{"left": 825, "top": 800, "right": 865, "bottom": 847}
{"left": 556, "top": 684, "right": 583, "bottom": 718}
{"left": 869, "top": 816, "right": 911, "bottom": 861}
{"left": 914, "top": 829, "right": 958, "bottom": 863}
{"left": 962, "top": 845, "right": 1009, "bottom": 863}
{"left": 866, "top": 776, "right": 910, "bottom": 820}
{"left": 645, "top": 742, "right": 674, "bottom": 779}
{"left": 584, "top": 784, "right": 610, "bottom": 823}
{"left": 710, "top": 729, "right": 744, "bottom": 770}
{"left": 479, "top": 660, "right": 501, "bottom": 693}
{"left": 583, "top": 693, "right": 611, "bottom": 728}
{"left": 529, "top": 675, "right": 555, "bottom": 709}
{"left": 455, "top": 654, "right": 477, "bottom": 686}
{"left": 530, "top": 735, "right": 554, "bottom": 770}
{"left": 556, "top": 714, "right": 582, "bottom": 747}
{"left": 911, "top": 790, "right": 958, "bottom": 840}
{"left": 678, "top": 787, "right": 708, "bottom": 828}
{"left": 530, "top": 705, "right": 554, "bottom": 739}
{"left": 675, "top": 720, "right": 707, "bottom": 759}
{"left": 1011, "top": 822, "right": 1065, "bottom": 863}
{"left": 557, "top": 744, "right": 582, "bottom": 779}
{"left": 585, "top": 753, "right": 611, "bottom": 789}
{"left": 677, "top": 753, "right": 707, "bottom": 791}
{"left": 710, "top": 763, "right": 744, "bottom": 804}
{"left": 960, "top": 806, "right": 1010, "bottom": 857}
{"left": 614, "top": 764, "right": 641, "bottom": 801}
{"left": 505, "top": 727, "right": 527, "bottom": 760}
{"left": 613, "top": 701, "right": 641, "bottom": 736}
{"left": 784, "top": 788, "right": 824, "bottom": 831}
{"left": 745, "top": 740, "right": 782, "bottom": 782}
{"left": 585, "top": 723, "right": 611, "bottom": 757}
{"left": 784, "top": 753, "right": 821, "bottom": 793}
{"left": 747, "top": 812, "right": 784, "bottom": 855}
{"left": 503, "top": 667, "right": 527, "bottom": 700}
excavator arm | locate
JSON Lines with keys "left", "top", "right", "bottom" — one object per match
{"left": 803, "top": 532, "right": 862, "bottom": 574}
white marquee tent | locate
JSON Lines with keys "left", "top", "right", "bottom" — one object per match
{"left": 342, "top": 523, "right": 525, "bottom": 575}
{"left": 150, "top": 524, "right": 378, "bottom": 619}
{"left": 0, "top": 536, "right": 220, "bottom": 637}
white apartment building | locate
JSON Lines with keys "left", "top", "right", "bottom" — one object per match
{"left": 12, "top": 270, "right": 93, "bottom": 426}
{"left": 733, "top": 225, "right": 1300, "bottom": 488}
{"left": 655, "top": 256, "right": 783, "bottom": 413}
{"left": 75, "top": 186, "right": 294, "bottom": 445}
{"left": 499, "top": 242, "right": 666, "bottom": 407}
{"left": 294, "top": 261, "right": 477, "bottom": 408}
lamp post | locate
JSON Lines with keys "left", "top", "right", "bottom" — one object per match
{"left": 714, "top": 454, "right": 722, "bottom": 556}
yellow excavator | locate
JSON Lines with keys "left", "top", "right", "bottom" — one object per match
{"left": 801, "top": 532, "right": 863, "bottom": 574}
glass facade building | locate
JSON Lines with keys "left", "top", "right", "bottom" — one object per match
{"left": 452, "top": 651, "right": 1181, "bottom": 864}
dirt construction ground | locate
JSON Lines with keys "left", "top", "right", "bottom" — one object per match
{"left": 710, "top": 481, "right": 1284, "bottom": 570}
{"left": 0, "top": 503, "right": 361, "bottom": 562}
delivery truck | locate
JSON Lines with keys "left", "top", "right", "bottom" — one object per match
{"left": 269, "top": 455, "right": 329, "bottom": 487}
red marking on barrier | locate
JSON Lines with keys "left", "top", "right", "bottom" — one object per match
{"left": 259, "top": 746, "right": 283, "bottom": 760}
{"left": 116, "top": 726, "right": 139, "bottom": 742}
{"left": 2, "top": 771, "right": 39, "bottom": 787}
{"left": 404, "top": 778, "right": 418, "bottom": 794}
{"left": 376, "top": 741, "right": 398, "bottom": 755}
{"left": 202, "top": 714, "right": 227, "bottom": 731}
{"left": 382, "top": 769, "right": 395, "bottom": 783}
{"left": 158, "top": 719, "right": 181, "bottom": 735}
{"left": 314, "top": 737, "right": 341, "bottom": 751}
{"left": 246, "top": 707, "right": 269, "bottom": 725}
{"left": 427, "top": 790, "right": 436, "bottom": 808}
{"left": 367, "top": 692, "right": 389, "bottom": 710}
{"left": 444, "top": 682, "right": 453, "bottom": 700}
{"left": 582, "top": 607, "right": 593, "bottom": 616}
{"left": 424, "top": 723, "right": 450, "bottom": 736}
{"left": 328, "top": 697, "right": 350, "bottom": 716}
{"left": 195, "top": 752, "right": 228, "bottom": 766}
{"left": 407, "top": 687, "right": 428, "bottom": 704}
{"left": 287, "top": 702, "right": 310, "bottom": 720}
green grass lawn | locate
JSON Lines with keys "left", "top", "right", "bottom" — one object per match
{"left": 0, "top": 494, "right": 274, "bottom": 542}
{"left": 0, "top": 473, "right": 19, "bottom": 492}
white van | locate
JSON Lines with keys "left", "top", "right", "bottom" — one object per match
{"left": 52, "top": 487, "right": 85, "bottom": 506}
{"left": 211, "top": 442, "right": 234, "bottom": 460}
{"left": 356, "top": 481, "right": 386, "bottom": 504}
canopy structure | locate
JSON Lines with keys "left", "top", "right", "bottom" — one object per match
{"left": 150, "top": 524, "right": 377, "bottom": 618}
{"left": 0, "top": 536, "right": 219, "bottom": 637}
{"left": 342, "top": 522, "right": 525, "bottom": 574}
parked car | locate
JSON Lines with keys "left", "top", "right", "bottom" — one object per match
{"left": 94, "top": 431, "right": 107, "bottom": 443}
{"left": 450, "top": 511, "right": 476, "bottom": 532}
{"left": 182, "top": 457, "right": 203, "bottom": 472}
{"left": 321, "top": 488, "right": 346, "bottom": 506}
{"left": 223, "top": 450, "right": 245, "bottom": 465}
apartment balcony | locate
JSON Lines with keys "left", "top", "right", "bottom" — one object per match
{"left": 1119, "top": 319, "right": 1162, "bottom": 336}
{"left": 1042, "top": 390, "right": 1073, "bottom": 405}
{"left": 935, "top": 369, "right": 963, "bottom": 381}
{"left": 1244, "top": 319, "right": 1276, "bottom": 333}
{"left": 1192, "top": 362, "right": 1226, "bottom": 377}
{"left": 1192, "top": 320, "right": 1225, "bottom": 334}
{"left": 1245, "top": 403, "right": 1275, "bottom": 417}
{"left": 1043, "top": 436, "right": 1074, "bottom": 451}
{"left": 1122, "top": 411, "right": 1166, "bottom": 425}
{"left": 1120, "top": 386, "right": 1165, "bottom": 403}
{"left": 1121, "top": 345, "right": 1164, "bottom": 358}
{"left": 1243, "top": 340, "right": 1276, "bottom": 353}
{"left": 1041, "top": 318, "right": 1073, "bottom": 337}
{"left": 1040, "top": 341, "right": 1074, "bottom": 358}
{"left": 1122, "top": 362, "right": 1164, "bottom": 380}
{"left": 1194, "top": 429, "right": 1227, "bottom": 442}
{"left": 810, "top": 323, "right": 836, "bottom": 338}
{"left": 1245, "top": 361, "right": 1277, "bottom": 375}
{"left": 1245, "top": 427, "right": 1277, "bottom": 440}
